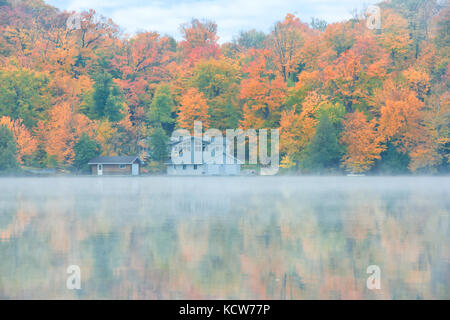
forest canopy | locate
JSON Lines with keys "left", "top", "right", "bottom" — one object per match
{"left": 0, "top": 0, "right": 448, "bottom": 174}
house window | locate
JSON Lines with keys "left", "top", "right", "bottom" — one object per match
{"left": 98, "top": 164, "right": 102, "bottom": 170}
{"left": 120, "top": 164, "right": 126, "bottom": 169}
{"left": 194, "top": 165, "right": 198, "bottom": 170}
{"left": 195, "top": 141, "right": 201, "bottom": 152}
{"left": 183, "top": 165, "right": 186, "bottom": 170}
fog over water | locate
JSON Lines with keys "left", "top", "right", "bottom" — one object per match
{"left": 0, "top": 177, "right": 449, "bottom": 299}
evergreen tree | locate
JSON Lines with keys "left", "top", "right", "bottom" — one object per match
{"left": 149, "top": 127, "right": 169, "bottom": 163}
{"left": 374, "top": 141, "right": 410, "bottom": 174}
{"left": 89, "top": 73, "right": 124, "bottom": 122}
{"left": 302, "top": 114, "right": 342, "bottom": 172}
{"left": 0, "top": 125, "right": 19, "bottom": 173}
{"left": 73, "top": 133, "right": 102, "bottom": 172}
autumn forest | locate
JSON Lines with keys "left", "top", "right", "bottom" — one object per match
{"left": 0, "top": 0, "right": 448, "bottom": 174}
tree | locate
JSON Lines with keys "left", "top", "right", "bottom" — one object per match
{"left": 323, "top": 34, "right": 390, "bottom": 112}
{"left": 0, "top": 125, "right": 18, "bottom": 173}
{"left": 96, "top": 119, "right": 119, "bottom": 156}
{"left": 189, "top": 57, "right": 241, "bottom": 129}
{"left": 240, "top": 49, "right": 287, "bottom": 129}
{"left": 385, "top": 0, "right": 441, "bottom": 59}
{"left": 43, "top": 103, "right": 96, "bottom": 166}
{"left": 377, "top": 79, "right": 441, "bottom": 172}
{"left": 73, "top": 133, "right": 102, "bottom": 171}
{"left": 340, "top": 111, "right": 385, "bottom": 173}
{"left": 236, "top": 30, "right": 266, "bottom": 49}
{"left": 268, "top": 14, "right": 310, "bottom": 82}
{"left": 147, "top": 85, "right": 175, "bottom": 133}
{"left": 0, "top": 116, "right": 37, "bottom": 164}
{"left": 302, "top": 113, "right": 342, "bottom": 172}
{"left": 111, "top": 32, "right": 176, "bottom": 111}
{"left": 0, "top": 68, "right": 50, "bottom": 128}
{"left": 149, "top": 127, "right": 168, "bottom": 163}
{"left": 70, "top": 9, "right": 121, "bottom": 75}
{"left": 374, "top": 141, "right": 410, "bottom": 174}
{"left": 321, "top": 21, "right": 357, "bottom": 57}
{"left": 279, "top": 92, "right": 323, "bottom": 166}
{"left": 87, "top": 73, "right": 125, "bottom": 122}
{"left": 378, "top": 9, "right": 412, "bottom": 64}
{"left": 177, "top": 88, "right": 210, "bottom": 130}
{"left": 310, "top": 18, "right": 327, "bottom": 32}
{"left": 179, "top": 19, "right": 220, "bottom": 64}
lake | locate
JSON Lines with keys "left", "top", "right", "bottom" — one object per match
{"left": 0, "top": 176, "right": 448, "bottom": 299}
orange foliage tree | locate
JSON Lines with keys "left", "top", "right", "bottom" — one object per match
{"left": 340, "top": 111, "right": 385, "bottom": 173}
{"left": 378, "top": 79, "right": 441, "bottom": 172}
{"left": 177, "top": 88, "right": 210, "bottom": 130}
{"left": 240, "top": 49, "right": 287, "bottom": 129}
{"left": 179, "top": 19, "right": 220, "bottom": 65}
{"left": 42, "top": 103, "right": 96, "bottom": 166}
{"left": 0, "top": 116, "right": 37, "bottom": 163}
{"left": 268, "top": 14, "right": 311, "bottom": 82}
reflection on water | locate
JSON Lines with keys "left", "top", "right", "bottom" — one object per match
{"left": 0, "top": 177, "right": 448, "bottom": 299}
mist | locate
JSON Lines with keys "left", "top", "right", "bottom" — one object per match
{"left": 0, "top": 176, "right": 448, "bottom": 299}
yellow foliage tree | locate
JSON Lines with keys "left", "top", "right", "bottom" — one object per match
{"left": 177, "top": 88, "right": 210, "bottom": 130}
{"left": 0, "top": 116, "right": 37, "bottom": 164}
{"left": 340, "top": 111, "right": 385, "bottom": 173}
{"left": 43, "top": 103, "right": 95, "bottom": 165}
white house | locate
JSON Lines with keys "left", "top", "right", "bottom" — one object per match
{"left": 166, "top": 136, "right": 241, "bottom": 176}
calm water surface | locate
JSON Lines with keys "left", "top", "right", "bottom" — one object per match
{"left": 0, "top": 177, "right": 449, "bottom": 299}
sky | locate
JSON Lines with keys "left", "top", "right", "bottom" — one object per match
{"left": 46, "top": 0, "right": 381, "bottom": 42}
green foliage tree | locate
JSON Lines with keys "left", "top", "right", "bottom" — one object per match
{"left": 310, "top": 18, "right": 327, "bottom": 32}
{"left": 149, "top": 127, "right": 168, "bottom": 163}
{"left": 147, "top": 85, "right": 175, "bottom": 134}
{"left": 73, "top": 133, "right": 102, "bottom": 172}
{"left": 0, "top": 125, "right": 19, "bottom": 173}
{"left": 86, "top": 73, "right": 125, "bottom": 122}
{"left": 0, "top": 68, "right": 50, "bottom": 128}
{"left": 302, "top": 114, "right": 342, "bottom": 172}
{"left": 236, "top": 30, "right": 267, "bottom": 49}
{"left": 189, "top": 58, "right": 241, "bottom": 129}
{"left": 373, "top": 141, "right": 410, "bottom": 174}
{"left": 386, "top": 0, "right": 440, "bottom": 58}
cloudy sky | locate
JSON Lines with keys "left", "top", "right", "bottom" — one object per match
{"left": 46, "top": 0, "right": 380, "bottom": 42}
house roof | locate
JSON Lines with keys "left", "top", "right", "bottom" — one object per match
{"left": 88, "top": 156, "right": 142, "bottom": 165}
